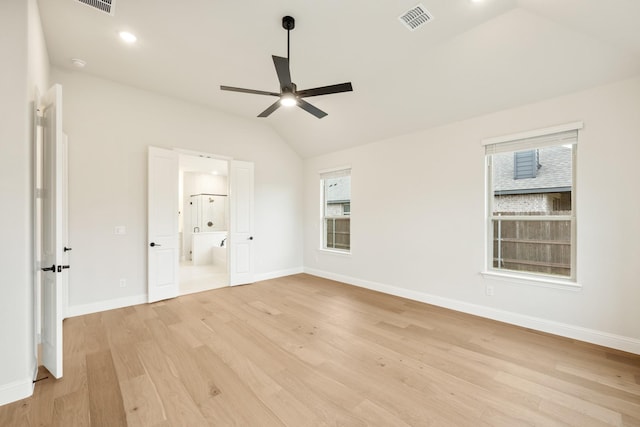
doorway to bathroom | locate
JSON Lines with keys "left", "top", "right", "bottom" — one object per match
{"left": 178, "top": 154, "right": 229, "bottom": 295}
{"left": 148, "top": 146, "right": 254, "bottom": 302}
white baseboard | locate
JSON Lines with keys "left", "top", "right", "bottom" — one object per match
{"left": 66, "top": 294, "right": 148, "bottom": 318}
{"left": 304, "top": 268, "right": 640, "bottom": 355}
{"left": 65, "top": 266, "right": 305, "bottom": 318}
{"left": 254, "top": 266, "right": 304, "bottom": 283}
{"left": 0, "top": 361, "right": 37, "bottom": 406}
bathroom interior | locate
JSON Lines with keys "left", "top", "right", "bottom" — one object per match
{"left": 179, "top": 154, "right": 229, "bottom": 295}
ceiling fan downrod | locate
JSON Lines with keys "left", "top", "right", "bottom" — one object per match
{"left": 282, "top": 16, "right": 295, "bottom": 61}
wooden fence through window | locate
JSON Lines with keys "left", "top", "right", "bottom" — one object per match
{"left": 325, "top": 218, "right": 350, "bottom": 250}
{"left": 493, "top": 212, "right": 571, "bottom": 277}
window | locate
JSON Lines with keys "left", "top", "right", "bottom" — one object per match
{"left": 321, "top": 168, "right": 351, "bottom": 252}
{"left": 484, "top": 123, "right": 581, "bottom": 281}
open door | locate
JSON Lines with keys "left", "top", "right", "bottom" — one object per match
{"left": 61, "top": 134, "right": 70, "bottom": 319}
{"left": 148, "top": 146, "right": 180, "bottom": 302}
{"left": 40, "top": 84, "right": 64, "bottom": 379}
{"left": 229, "top": 160, "right": 255, "bottom": 286}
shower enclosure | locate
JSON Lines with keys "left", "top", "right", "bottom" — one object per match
{"left": 187, "top": 194, "right": 228, "bottom": 266}
{"left": 190, "top": 193, "right": 227, "bottom": 232}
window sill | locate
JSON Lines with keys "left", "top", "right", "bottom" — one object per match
{"left": 318, "top": 248, "right": 351, "bottom": 257}
{"left": 480, "top": 270, "right": 581, "bottom": 291}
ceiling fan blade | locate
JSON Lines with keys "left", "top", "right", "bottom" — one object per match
{"left": 258, "top": 100, "right": 282, "bottom": 118}
{"left": 296, "top": 82, "right": 353, "bottom": 98}
{"left": 220, "top": 86, "right": 280, "bottom": 97}
{"left": 297, "top": 99, "right": 327, "bottom": 119}
{"left": 272, "top": 56, "right": 292, "bottom": 89}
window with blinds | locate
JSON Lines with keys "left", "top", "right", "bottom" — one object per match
{"left": 483, "top": 122, "right": 582, "bottom": 281}
{"left": 320, "top": 168, "right": 351, "bottom": 252}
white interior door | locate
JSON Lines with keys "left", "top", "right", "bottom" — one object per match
{"left": 41, "top": 84, "right": 64, "bottom": 379}
{"left": 61, "top": 134, "right": 70, "bottom": 319}
{"left": 148, "top": 146, "right": 180, "bottom": 302}
{"left": 229, "top": 160, "right": 255, "bottom": 286}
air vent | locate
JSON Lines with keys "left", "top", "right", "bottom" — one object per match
{"left": 76, "top": 0, "right": 115, "bottom": 16}
{"left": 399, "top": 4, "right": 433, "bottom": 31}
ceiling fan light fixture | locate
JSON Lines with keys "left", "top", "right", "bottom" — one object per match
{"left": 280, "top": 93, "right": 297, "bottom": 107}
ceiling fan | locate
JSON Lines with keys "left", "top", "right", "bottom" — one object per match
{"left": 220, "top": 16, "right": 353, "bottom": 119}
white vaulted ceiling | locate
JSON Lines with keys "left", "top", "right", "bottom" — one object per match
{"left": 38, "top": 0, "right": 640, "bottom": 157}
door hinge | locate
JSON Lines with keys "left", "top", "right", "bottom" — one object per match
{"left": 36, "top": 188, "right": 44, "bottom": 199}
{"left": 36, "top": 115, "right": 46, "bottom": 127}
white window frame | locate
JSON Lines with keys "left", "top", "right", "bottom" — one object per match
{"left": 482, "top": 122, "right": 583, "bottom": 288}
{"left": 319, "top": 167, "right": 351, "bottom": 254}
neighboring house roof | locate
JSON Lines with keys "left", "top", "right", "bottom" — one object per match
{"left": 326, "top": 176, "right": 351, "bottom": 203}
{"left": 493, "top": 145, "right": 572, "bottom": 195}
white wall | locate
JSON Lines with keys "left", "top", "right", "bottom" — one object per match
{"left": 304, "top": 76, "right": 640, "bottom": 353}
{"left": 50, "top": 68, "right": 304, "bottom": 314}
{"left": 0, "top": 0, "right": 49, "bottom": 405}
{"left": 183, "top": 172, "right": 227, "bottom": 198}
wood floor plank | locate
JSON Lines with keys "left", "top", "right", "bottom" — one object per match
{"left": 144, "top": 317, "right": 222, "bottom": 406}
{"left": 1, "top": 273, "right": 639, "bottom": 426}
{"left": 193, "top": 345, "right": 285, "bottom": 426}
{"left": 496, "top": 371, "right": 624, "bottom": 425}
{"left": 134, "top": 339, "right": 210, "bottom": 426}
{"left": 119, "top": 374, "right": 166, "bottom": 426}
{"left": 86, "top": 350, "right": 127, "bottom": 427}
{"left": 451, "top": 344, "right": 640, "bottom": 420}
{"left": 110, "top": 342, "right": 146, "bottom": 381}
{"left": 557, "top": 363, "right": 640, "bottom": 396}
{"left": 51, "top": 388, "right": 90, "bottom": 427}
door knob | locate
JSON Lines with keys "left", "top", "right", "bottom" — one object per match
{"left": 248, "top": 236, "right": 254, "bottom": 240}
{"left": 41, "top": 264, "right": 55, "bottom": 272}
{"left": 63, "top": 247, "right": 72, "bottom": 252}
{"left": 150, "top": 242, "right": 161, "bottom": 247}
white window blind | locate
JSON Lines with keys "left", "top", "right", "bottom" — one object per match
{"left": 483, "top": 122, "right": 583, "bottom": 154}
{"left": 320, "top": 168, "right": 351, "bottom": 180}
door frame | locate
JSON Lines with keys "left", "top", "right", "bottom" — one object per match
{"left": 33, "top": 87, "right": 41, "bottom": 363}
{"left": 147, "top": 147, "right": 255, "bottom": 299}
{"left": 173, "top": 147, "right": 255, "bottom": 287}
{"left": 176, "top": 149, "right": 232, "bottom": 293}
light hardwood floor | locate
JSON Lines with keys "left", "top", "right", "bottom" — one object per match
{"left": 1, "top": 274, "right": 639, "bottom": 426}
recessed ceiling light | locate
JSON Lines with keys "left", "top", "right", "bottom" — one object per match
{"left": 71, "top": 58, "right": 86, "bottom": 68}
{"left": 119, "top": 31, "right": 137, "bottom": 44}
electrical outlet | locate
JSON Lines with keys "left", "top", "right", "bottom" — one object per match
{"left": 485, "top": 285, "right": 494, "bottom": 296}
{"left": 119, "top": 278, "right": 127, "bottom": 288}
